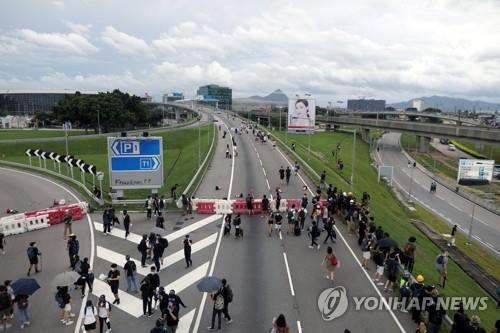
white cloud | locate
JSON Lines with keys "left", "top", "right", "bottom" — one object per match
{"left": 1, "top": 0, "right": 500, "bottom": 103}
{"left": 17, "top": 28, "right": 97, "bottom": 55}
{"left": 52, "top": 1, "right": 65, "bottom": 9}
{"left": 101, "top": 26, "right": 151, "bottom": 55}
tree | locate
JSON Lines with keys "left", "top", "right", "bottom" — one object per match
{"left": 405, "top": 107, "right": 418, "bottom": 112}
{"left": 422, "top": 107, "right": 442, "bottom": 113}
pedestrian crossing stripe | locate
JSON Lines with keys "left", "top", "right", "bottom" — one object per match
{"left": 91, "top": 261, "right": 209, "bottom": 318}
{"left": 96, "top": 233, "right": 217, "bottom": 276}
{"left": 93, "top": 214, "right": 222, "bottom": 244}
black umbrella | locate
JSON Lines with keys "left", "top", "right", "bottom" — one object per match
{"left": 196, "top": 276, "right": 222, "bottom": 293}
{"left": 11, "top": 278, "right": 40, "bottom": 296}
{"left": 377, "top": 238, "right": 398, "bottom": 249}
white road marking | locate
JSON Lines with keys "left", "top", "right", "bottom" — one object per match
{"left": 260, "top": 159, "right": 263, "bottom": 166}
{"left": 93, "top": 215, "right": 221, "bottom": 244}
{"left": 297, "top": 321, "right": 303, "bottom": 333}
{"left": 274, "top": 146, "right": 406, "bottom": 332}
{"left": 283, "top": 252, "right": 295, "bottom": 296}
{"left": 193, "top": 116, "right": 236, "bottom": 333}
{"left": 0, "top": 167, "right": 95, "bottom": 333}
{"left": 262, "top": 168, "right": 267, "bottom": 177}
{"left": 178, "top": 308, "right": 197, "bottom": 333}
{"left": 165, "top": 261, "right": 210, "bottom": 294}
{"left": 92, "top": 279, "right": 143, "bottom": 318}
{"left": 96, "top": 233, "right": 217, "bottom": 275}
{"left": 266, "top": 178, "right": 271, "bottom": 190}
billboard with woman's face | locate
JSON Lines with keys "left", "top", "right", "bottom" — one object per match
{"left": 288, "top": 98, "right": 316, "bottom": 133}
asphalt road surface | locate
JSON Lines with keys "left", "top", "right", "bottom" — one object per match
{"left": 377, "top": 133, "right": 500, "bottom": 256}
{"left": 0, "top": 167, "right": 92, "bottom": 333}
{"left": 192, "top": 113, "right": 417, "bottom": 332}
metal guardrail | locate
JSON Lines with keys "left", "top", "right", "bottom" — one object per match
{"left": 0, "top": 160, "right": 103, "bottom": 206}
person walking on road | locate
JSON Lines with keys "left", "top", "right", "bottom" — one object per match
{"left": 208, "top": 287, "right": 225, "bottom": 331}
{"left": 145, "top": 196, "right": 153, "bottom": 220}
{"left": 170, "top": 184, "right": 179, "bottom": 201}
{"left": 287, "top": 205, "right": 297, "bottom": 234}
{"left": 124, "top": 255, "right": 138, "bottom": 294}
{"left": 261, "top": 195, "right": 269, "bottom": 218}
{"left": 152, "top": 239, "right": 163, "bottom": 272}
{"left": 67, "top": 234, "right": 80, "bottom": 269}
{"left": 15, "top": 294, "right": 30, "bottom": 329}
{"left": 140, "top": 277, "right": 154, "bottom": 317}
{"left": 267, "top": 212, "right": 275, "bottom": 237}
{"left": 223, "top": 215, "right": 232, "bottom": 237}
{"left": 285, "top": 166, "right": 291, "bottom": 185}
{"left": 183, "top": 235, "right": 193, "bottom": 269}
{"left": 274, "top": 213, "right": 283, "bottom": 235}
{"left": 301, "top": 194, "right": 308, "bottom": 209}
{"left": 271, "top": 314, "right": 291, "bottom": 333}
{"left": 0, "top": 232, "right": 5, "bottom": 255}
{"left": 360, "top": 235, "right": 373, "bottom": 269}
{"left": 26, "top": 242, "right": 41, "bottom": 276}
{"left": 448, "top": 225, "right": 457, "bottom": 247}
{"left": 308, "top": 221, "right": 320, "bottom": 250}
{"left": 323, "top": 216, "right": 336, "bottom": 244}
{"left": 102, "top": 209, "right": 111, "bottom": 235}
{"left": 146, "top": 267, "right": 161, "bottom": 310}
{"left": 293, "top": 161, "right": 300, "bottom": 176}
{"left": 320, "top": 170, "right": 326, "bottom": 190}
{"left": 63, "top": 210, "right": 73, "bottom": 239}
{"left": 123, "top": 210, "right": 131, "bottom": 239}
{"left": 138, "top": 235, "right": 148, "bottom": 268}
{"left": 234, "top": 214, "right": 242, "bottom": 238}
{"left": 156, "top": 212, "right": 165, "bottom": 229}
{"left": 60, "top": 286, "right": 75, "bottom": 326}
{"left": 298, "top": 207, "right": 307, "bottom": 231}
{"left": 321, "top": 247, "right": 338, "bottom": 281}
{"left": 221, "top": 279, "right": 233, "bottom": 324}
{"left": 245, "top": 193, "right": 254, "bottom": 215}
{"left": 82, "top": 300, "right": 97, "bottom": 333}
{"left": 97, "top": 295, "right": 112, "bottom": 333}
{"left": 75, "top": 257, "right": 92, "bottom": 297}
{"left": 107, "top": 264, "right": 120, "bottom": 305}
{"left": 279, "top": 167, "right": 285, "bottom": 185}
{"left": 0, "top": 285, "right": 13, "bottom": 330}
{"left": 435, "top": 250, "right": 449, "bottom": 288}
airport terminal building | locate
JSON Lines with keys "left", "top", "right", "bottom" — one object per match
{"left": 0, "top": 90, "right": 97, "bottom": 114}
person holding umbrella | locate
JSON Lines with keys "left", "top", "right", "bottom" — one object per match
{"left": 26, "top": 242, "right": 41, "bottom": 276}
{"left": 10, "top": 277, "right": 40, "bottom": 329}
{"left": 196, "top": 276, "right": 225, "bottom": 331}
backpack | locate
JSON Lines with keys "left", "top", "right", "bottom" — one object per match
{"left": 330, "top": 256, "right": 338, "bottom": 266}
{"left": 436, "top": 255, "right": 444, "bottom": 265}
{"left": 0, "top": 293, "right": 12, "bottom": 310}
{"left": 298, "top": 210, "right": 305, "bottom": 221}
{"left": 225, "top": 285, "right": 233, "bottom": 303}
{"left": 287, "top": 209, "right": 294, "bottom": 220}
{"left": 130, "top": 261, "right": 137, "bottom": 272}
{"left": 214, "top": 293, "right": 224, "bottom": 310}
{"left": 27, "top": 247, "right": 35, "bottom": 259}
{"left": 412, "top": 285, "right": 422, "bottom": 298}
{"left": 54, "top": 291, "right": 64, "bottom": 306}
{"left": 159, "top": 237, "right": 168, "bottom": 249}
{"left": 404, "top": 243, "right": 415, "bottom": 256}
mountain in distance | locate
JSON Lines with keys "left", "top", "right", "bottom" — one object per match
{"left": 235, "top": 89, "right": 289, "bottom": 104}
{"left": 389, "top": 95, "right": 500, "bottom": 113}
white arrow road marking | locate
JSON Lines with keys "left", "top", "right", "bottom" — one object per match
{"left": 93, "top": 215, "right": 221, "bottom": 244}
{"left": 92, "top": 279, "right": 199, "bottom": 327}
{"left": 96, "top": 233, "right": 218, "bottom": 275}
{"left": 178, "top": 308, "right": 196, "bottom": 333}
{"left": 92, "top": 279, "right": 143, "bottom": 318}
{"left": 164, "top": 261, "right": 209, "bottom": 294}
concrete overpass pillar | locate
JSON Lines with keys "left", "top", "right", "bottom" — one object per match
{"left": 175, "top": 110, "right": 181, "bottom": 121}
{"left": 416, "top": 135, "right": 431, "bottom": 153}
{"left": 361, "top": 128, "right": 370, "bottom": 142}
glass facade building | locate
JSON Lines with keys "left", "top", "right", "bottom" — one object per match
{"left": 0, "top": 90, "right": 97, "bottom": 114}
{"left": 197, "top": 84, "right": 232, "bottom": 110}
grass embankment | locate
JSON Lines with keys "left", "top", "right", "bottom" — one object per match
{"left": 0, "top": 125, "right": 214, "bottom": 200}
{"left": 0, "top": 129, "right": 86, "bottom": 140}
{"left": 401, "top": 133, "right": 500, "bottom": 206}
{"left": 273, "top": 130, "right": 498, "bottom": 329}
{"left": 454, "top": 140, "right": 500, "bottom": 162}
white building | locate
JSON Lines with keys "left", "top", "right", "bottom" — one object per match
{"left": 0, "top": 115, "right": 33, "bottom": 128}
{"left": 412, "top": 99, "right": 425, "bottom": 112}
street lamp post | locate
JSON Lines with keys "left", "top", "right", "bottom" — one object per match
{"left": 466, "top": 203, "right": 476, "bottom": 245}
{"left": 307, "top": 115, "right": 312, "bottom": 161}
{"left": 279, "top": 106, "right": 282, "bottom": 131}
{"left": 408, "top": 165, "right": 415, "bottom": 201}
{"left": 350, "top": 129, "right": 356, "bottom": 192}
{"left": 198, "top": 123, "right": 201, "bottom": 167}
{"left": 97, "top": 107, "right": 101, "bottom": 134}
{"left": 64, "top": 122, "right": 69, "bottom": 174}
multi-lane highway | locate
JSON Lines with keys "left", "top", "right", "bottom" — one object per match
{"left": 377, "top": 133, "right": 500, "bottom": 256}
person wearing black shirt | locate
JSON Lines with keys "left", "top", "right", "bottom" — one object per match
{"left": 138, "top": 235, "right": 148, "bottom": 267}
{"left": 124, "top": 255, "right": 138, "bottom": 294}
{"left": 75, "top": 257, "right": 91, "bottom": 297}
{"left": 123, "top": 210, "right": 131, "bottom": 239}
{"left": 261, "top": 195, "right": 269, "bottom": 218}
{"left": 285, "top": 166, "right": 291, "bottom": 185}
{"left": 278, "top": 167, "right": 285, "bottom": 185}
{"left": 156, "top": 213, "right": 165, "bottom": 229}
{"left": 107, "top": 263, "right": 120, "bottom": 305}
{"left": 26, "top": 242, "right": 41, "bottom": 276}
{"left": 184, "top": 235, "right": 193, "bottom": 269}
{"left": 141, "top": 277, "right": 154, "bottom": 317}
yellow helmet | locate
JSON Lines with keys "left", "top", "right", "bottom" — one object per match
{"left": 416, "top": 274, "right": 424, "bottom": 282}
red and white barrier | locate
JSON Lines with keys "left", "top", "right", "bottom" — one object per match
{"left": 0, "top": 202, "right": 88, "bottom": 236}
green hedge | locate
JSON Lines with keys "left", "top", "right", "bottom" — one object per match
{"left": 449, "top": 140, "right": 488, "bottom": 159}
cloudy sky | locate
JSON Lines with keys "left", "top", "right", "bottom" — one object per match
{"left": 1, "top": 0, "right": 499, "bottom": 104}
